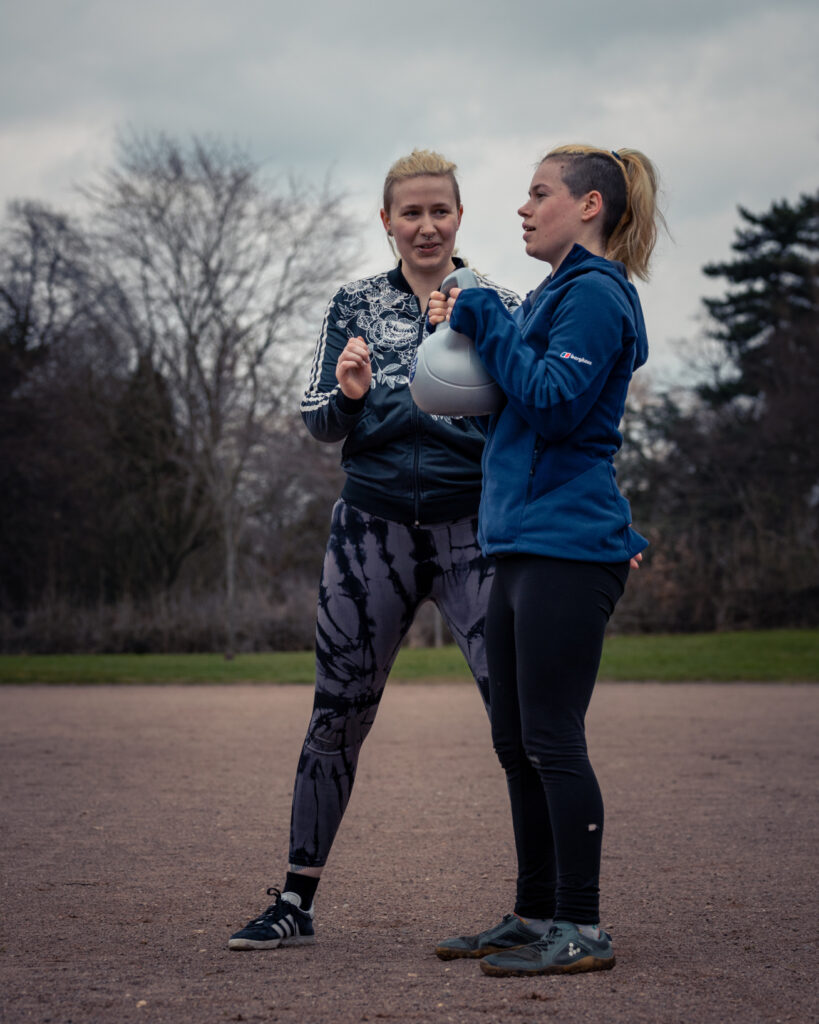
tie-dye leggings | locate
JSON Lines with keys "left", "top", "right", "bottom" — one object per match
{"left": 288, "top": 499, "right": 493, "bottom": 868}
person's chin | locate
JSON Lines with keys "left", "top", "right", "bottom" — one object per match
{"left": 524, "top": 239, "right": 548, "bottom": 263}
{"left": 409, "top": 249, "right": 449, "bottom": 273}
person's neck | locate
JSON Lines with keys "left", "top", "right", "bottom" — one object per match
{"left": 549, "top": 237, "right": 605, "bottom": 276}
{"left": 401, "top": 259, "right": 457, "bottom": 312}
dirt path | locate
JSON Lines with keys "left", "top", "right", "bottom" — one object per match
{"left": 1, "top": 683, "right": 817, "bottom": 1024}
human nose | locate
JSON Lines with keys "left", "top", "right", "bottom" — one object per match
{"left": 419, "top": 213, "right": 437, "bottom": 235}
{"left": 518, "top": 200, "right": 531, "bottom": 219}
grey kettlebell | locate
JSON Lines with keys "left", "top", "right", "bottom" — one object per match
{"left": 409, "top": 267, "right": 503, "bottom": 417}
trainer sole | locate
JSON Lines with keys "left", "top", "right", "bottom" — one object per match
{"left": 228, "top": 935, "right": 316, "bottom": 951}
{"left": 435, "top": 943, "right": 527, "bottom": 961}
{"left": 480, "top": 954, "right": 615, "bottom": 977}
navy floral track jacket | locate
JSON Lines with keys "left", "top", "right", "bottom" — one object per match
{"left": 301, "top": 261, "right": 519, "bottom": 526}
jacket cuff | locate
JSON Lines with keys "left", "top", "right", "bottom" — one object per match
{"left": 450, "top": 287, "right": 491, "bottom": 339}
{"left": 335, "top": 390, "right": 367, "bottom": 415}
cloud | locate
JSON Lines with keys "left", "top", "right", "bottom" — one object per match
{"left": 1, "top": 0, "right": 816, "bottom": 378}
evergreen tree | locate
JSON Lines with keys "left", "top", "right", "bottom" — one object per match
{"left": 617, "top": 189, "right": 819, "bottom": 632}
{"left": 701, "top": 190, "right": 819, "bottom": 402}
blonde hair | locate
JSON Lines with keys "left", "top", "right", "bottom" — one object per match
{"left": 382, "top": 149, "right": 461, "bottom": 213}
{"left": 543, "top": 144, "right": 666, "bottom": 281}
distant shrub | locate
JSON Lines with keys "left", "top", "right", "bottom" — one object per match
{"left": 0, "top": 579, "right": 319, "bottom": 654}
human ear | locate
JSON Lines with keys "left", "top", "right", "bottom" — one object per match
{"left": 581, "top": 191, "right": 603, "bottom": 223}
{"left": 379, "top": 208, "right": 392, "bottom": 236}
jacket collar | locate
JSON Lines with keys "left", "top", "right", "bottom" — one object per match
{"left": 387, "top": 256, "right": 466, "bottom": 295}
{"left": 522, "top": 244, "right": 629, "bottom": 316}
{"left": 554, "top": 243, "right": 627, "bottom": 281}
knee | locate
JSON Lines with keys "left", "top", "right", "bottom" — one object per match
{"left": 492, "top": 734, "right": 530, "bottom": 776}
{"left": 305, "top": 705, "right": 375, "bottom": 757}
{"left": 521, "top": 723, "right": 588, "bottom": 772}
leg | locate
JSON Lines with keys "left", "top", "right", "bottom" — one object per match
{"left": 429, "top": 515, "right": 494, "bottom": 709}
{"left": 475, "top": 557, "right": 628, "bottom": 977}
{"left": 485, "top": 558, "right": 556, "bottom": 919}
{"left": 289, "top": 500, "right": 422, "bottom": 869}
{"left": 229, "top": 503, "right": 425, "bottom": 949}
{"left": 509, "top": 557, "right": 628, "bottom": 924}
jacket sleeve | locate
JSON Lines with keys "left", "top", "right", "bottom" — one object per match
{"left": 450, "top": 280, "right": 627, "bottom": 441}
{"left": 425, "top": 274, "right": 521, "bottom": 334}
{"left": 300, "top": 291, "right": 368, "bottom": 443}
{"left": 475, "top": 273, "right": 522, "bottom": 313}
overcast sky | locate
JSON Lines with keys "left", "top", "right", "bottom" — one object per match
{"left": 2, "top": 0, "right": 817, "bottom": 383}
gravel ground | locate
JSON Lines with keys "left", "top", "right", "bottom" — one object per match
{"left": 1, "top": 682, "right": 817, "bottom": 1024}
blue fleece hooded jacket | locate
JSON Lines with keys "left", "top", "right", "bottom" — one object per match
{"left": 449, "top": 244, "right": 649, "bottom": 562}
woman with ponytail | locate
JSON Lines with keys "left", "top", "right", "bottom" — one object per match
{"left": 432, "top": 146, "right": 665, "bottom": 977}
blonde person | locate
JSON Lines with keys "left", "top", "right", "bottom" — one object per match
{"left": 228, "top": 150, "right": 518, "bottom": 950}
{"left": 431, "top": 145, "right": 662, "bottom": 976}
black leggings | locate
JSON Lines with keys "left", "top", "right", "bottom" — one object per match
{"left": 485, "top": 554, "right": 629, "bottom": 924}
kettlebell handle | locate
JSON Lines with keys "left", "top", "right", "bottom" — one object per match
{"left": 438, "top": 268, "right": 479, "bottom": 351}
{"left": 440, "top": 266, "right": 479, "bottom": 297}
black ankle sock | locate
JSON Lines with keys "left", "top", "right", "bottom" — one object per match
{"left": 284, "top": 871, "right": 319, "bottom": 908}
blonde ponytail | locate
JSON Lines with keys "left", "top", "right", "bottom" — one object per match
{"left": 606, "top": 149, "right": 665, "bottom": 281}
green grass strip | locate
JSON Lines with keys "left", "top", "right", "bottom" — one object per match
{"left": 0, "top": 629, "right": 816, "bottom": 684}
{"left": 599, "top": 629, "right": 819, "bottom": 681}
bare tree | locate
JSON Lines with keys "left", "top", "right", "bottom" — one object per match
{"left": 84, "top": 133, "right": 358, "bottom": 654}
{"left": 0, "top": 201, "right": 107, "bottom": 390}
{"left": 0, "top": 201, "right": 123, "bottom": 614}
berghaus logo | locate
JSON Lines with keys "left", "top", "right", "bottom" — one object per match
{"left": 560, "top": 351, "right": 592, "bottom": 365}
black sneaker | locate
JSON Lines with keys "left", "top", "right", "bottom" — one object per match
{"left": 228, "top": 888, "right": 316, "bottom": 950}
{"left": 434, "top": 913, "right": 543, "bottom": 960}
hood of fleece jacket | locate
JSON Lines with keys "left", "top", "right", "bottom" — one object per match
{"left": 538, "top": 245, "right": 649, "bottom": 370}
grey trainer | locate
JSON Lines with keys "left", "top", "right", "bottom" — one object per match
{"left": 434, "top": 913, "right": 542, "bottom": 960}
{"left": 480, "top": 920, "right": 615, "bottom": 976}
